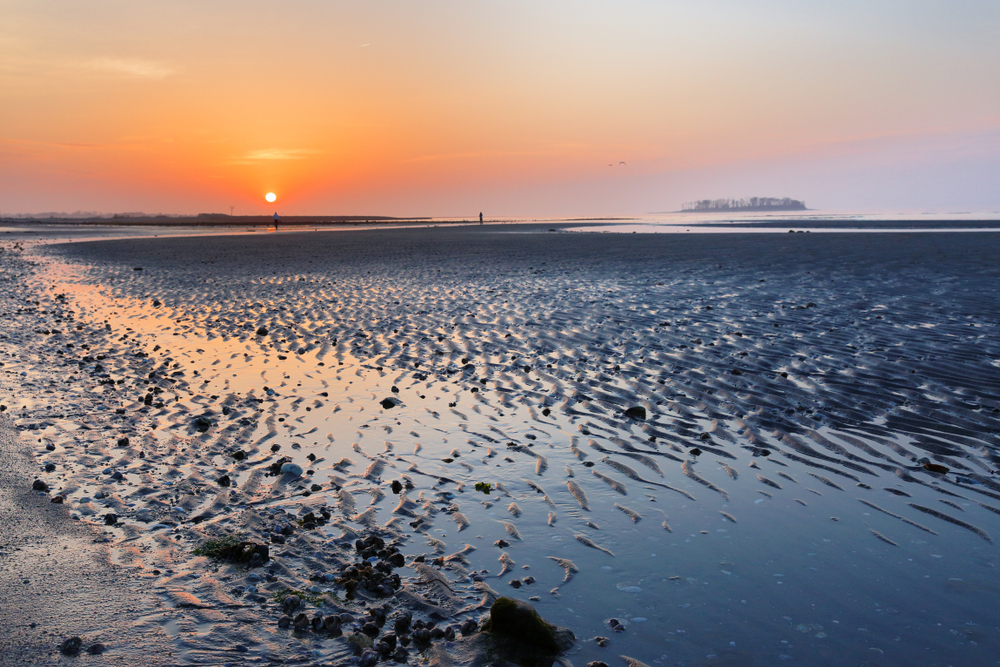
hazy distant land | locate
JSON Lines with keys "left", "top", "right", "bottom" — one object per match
{"left": 681, "top": 197, "right": 807, "bottom": 212}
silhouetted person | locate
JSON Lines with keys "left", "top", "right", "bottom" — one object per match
{"left": 273, "top": 212, "right": 280, "bottom": 230}
{"left": 479, "top": 212, "right": 483, "bottom": 225}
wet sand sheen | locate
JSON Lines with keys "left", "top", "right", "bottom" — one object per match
{"left": 2, "top": 225, "right": 1000, "bottom": 666}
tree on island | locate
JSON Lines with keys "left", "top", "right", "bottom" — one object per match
{"left": 681, "top": 197, "right": 806, "bottom": 212}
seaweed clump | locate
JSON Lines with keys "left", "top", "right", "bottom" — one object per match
{"left": 193, "top": 534, "right": 270, "bottom": 567}
{"left": 482, "top": 597, "right": 574, "bottom": 655}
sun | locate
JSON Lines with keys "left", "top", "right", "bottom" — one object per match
{"left": 265, "top": 192, "right": 276, "bottom": 203}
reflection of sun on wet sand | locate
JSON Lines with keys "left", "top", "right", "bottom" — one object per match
{"left": 2, "top": 225, "right": 1000, "bottom": 666}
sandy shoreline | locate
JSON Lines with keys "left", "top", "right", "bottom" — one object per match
{"left": 3, "top": 224, "right": 1000, "bottom": 666}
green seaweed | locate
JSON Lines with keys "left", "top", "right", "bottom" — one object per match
{"left": 271, "top": 588, "right": 334, "bottom": 606}
{"left": 192, "top": 534, "right": 244, "bottom": 559}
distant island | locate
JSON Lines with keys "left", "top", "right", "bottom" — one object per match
{"left": 681, "top": 197, "right": 807, "bottom": 212}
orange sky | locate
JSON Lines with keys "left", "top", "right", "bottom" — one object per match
{"left": 2, "top": 1, "right": 999, "bottom": 216}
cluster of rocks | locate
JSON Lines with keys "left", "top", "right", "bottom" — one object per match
{"left": 334, "top": 535, "right": 406, "bottom": 598}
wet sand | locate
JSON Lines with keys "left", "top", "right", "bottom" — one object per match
{"left": 3, "top": 224, "right": 1000, "bottom": 666}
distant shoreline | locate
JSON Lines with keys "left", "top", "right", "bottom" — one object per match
{"left": 0, "top": 215, "right": 638, "bottom": 227}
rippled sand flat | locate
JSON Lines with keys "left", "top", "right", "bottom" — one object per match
{"left": 3, "top": 225, "right": 1000, "bottom": 666}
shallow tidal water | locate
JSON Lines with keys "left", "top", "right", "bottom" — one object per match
{"left": 5, "top": 225, "right": 1000, "bottom": 666}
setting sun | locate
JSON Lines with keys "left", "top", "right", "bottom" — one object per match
{"left": 265, "top": 192, "right": 276, "bottom": 203}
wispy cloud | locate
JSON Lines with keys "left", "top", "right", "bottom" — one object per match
{"left": 233, "top": 148, "right": 322, "bottom": 163}
{"left": 84, "top": 57, "right": 174, "bottom": 79}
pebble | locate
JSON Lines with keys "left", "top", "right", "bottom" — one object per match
{"left": 280, "top": 462, "right": 303, "bottom": 476}
{"left": 60, "top": 636, "right": 83, "bottom": 656}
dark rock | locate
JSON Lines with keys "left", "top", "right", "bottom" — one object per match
{"left": 217, "top": 475, "right": 231, "bottom": 487}
{"left": 460, "top": 618, "right": 478, "bottom": 635}
{"left": 323, "top": 615, "right": 342, "bottom": 633}
{"left": 483, "top": 597, "right": 573, "bottom": 653}
{"left": 282, "top": 595, "right": 301, "bottom": 614}
{"left": 44, "top": 463, "right": 56, "bottom": 472}
{"left": 594, "top": 636, "right": 609, "bottom": 647}
{"left": 509, "top": 579, "right": 522, "bottom": 588}
{"left": 588, "top": 662, "right": 609, "bottom": 667}
{"left": 104, "top": 513, "right": 118, "bottom": 525}
{"left": 293, "top": 613, "right": 309, "bottom": 630}
{"left": 50, "top": 495, "right": 65, "bottom": 504}
{"left": 380, "top": 397, "right": 401, "bottom": 410}
{"left": 393, "top": 611, "right": 412, "bottom": 634}
{"left": 390, "top": 480, "right": 403, "bottom": 494}
{"left": 623, "top": 406, "right": 646, "bottom": 420}
{"left": 392, "top": 646, "right": 409, "bottom": 662}
{"left": 117, "top": 437, "right": 130, "bottom": 446}
{"left": 362, "top": 622, "right": 380, "bottom": 637}
{"left": 689, "top": 448, "right": 702, "bottom": 456}
{"left": 193, "top": 415, "right": 213, "bottom": 432}
{"left": 494, "top": 539, "right": 510, "bottom": 548}
{"left": 358, "top": 649, "right": 379, "bottom": 667}
{"left": 60, "top": 636, "right": 83, "bottom": 656}
{"left": 31, "top": 479, "right": 48, "bottom": 492}
{"left": 86, "top": 643, "right": 106, "bottom": 655}
{"left": 277, "top": 615, "right": 291, "bottom": 628}
{"left": 312, "top": 613, "right": 325, "bottom": 631}
{"left": 256, "top": 327, "right": 268, "bottom": 336}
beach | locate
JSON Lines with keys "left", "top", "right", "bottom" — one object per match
{"left": 2, "top": 223, "right": 1000, "bottom": 666}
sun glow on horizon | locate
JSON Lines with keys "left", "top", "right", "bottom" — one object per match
{"left": 265, "top": 192, "right": 277, "bottom": 203}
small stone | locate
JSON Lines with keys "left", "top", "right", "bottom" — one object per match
{"left": 460, "top": 618, "right": 478, "bottom": 635}
{"left": 31, "top": 479, "right": 48, "bottom": 492}
{"left": 623, "top": 406, "right": 646, "bottom": 420}
{"left": 293, "top": 613, "right": 309, "bottom": 630}
{"left": 117, "top": 437, "right": 130, "bottom": 447}
{"left": 282, "top": 595, "right": 301, "bottom": 614}
{"left": 277, "top": 615, "right": 291, "bottom": 629}
{"left": 104, "top": 513, "right": 118, "bottom": 526}
{"left": 60, "top": 636, "right": 83, "bottom": 655}
{"left": 217, "top": 475, "right": 231, "bottom": 487}
{"left": 594, "top": 636, "right": 609, "bottom": 647}
{"left": 50, "top": 495, "right": 65, "bottom": 504}
{"left": 280, "top": 462, "right": 303, "bottom": 476}
{"left": 256, "top": 327, "right": 268, "bottom": 336}
{"left": 390, "top": 480, "right": 403, "bottom": 494}
{"left": 192, "top": 415, "right": 213, "bottom": 432}
{"left": 380, "top": 397, "right": 401, "bottom": 410}
{"left": 588, "top": 662, "right": 609, "bottom": 667}
{"left": 86, "top": 643, "right": 106, "bottom": 655}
